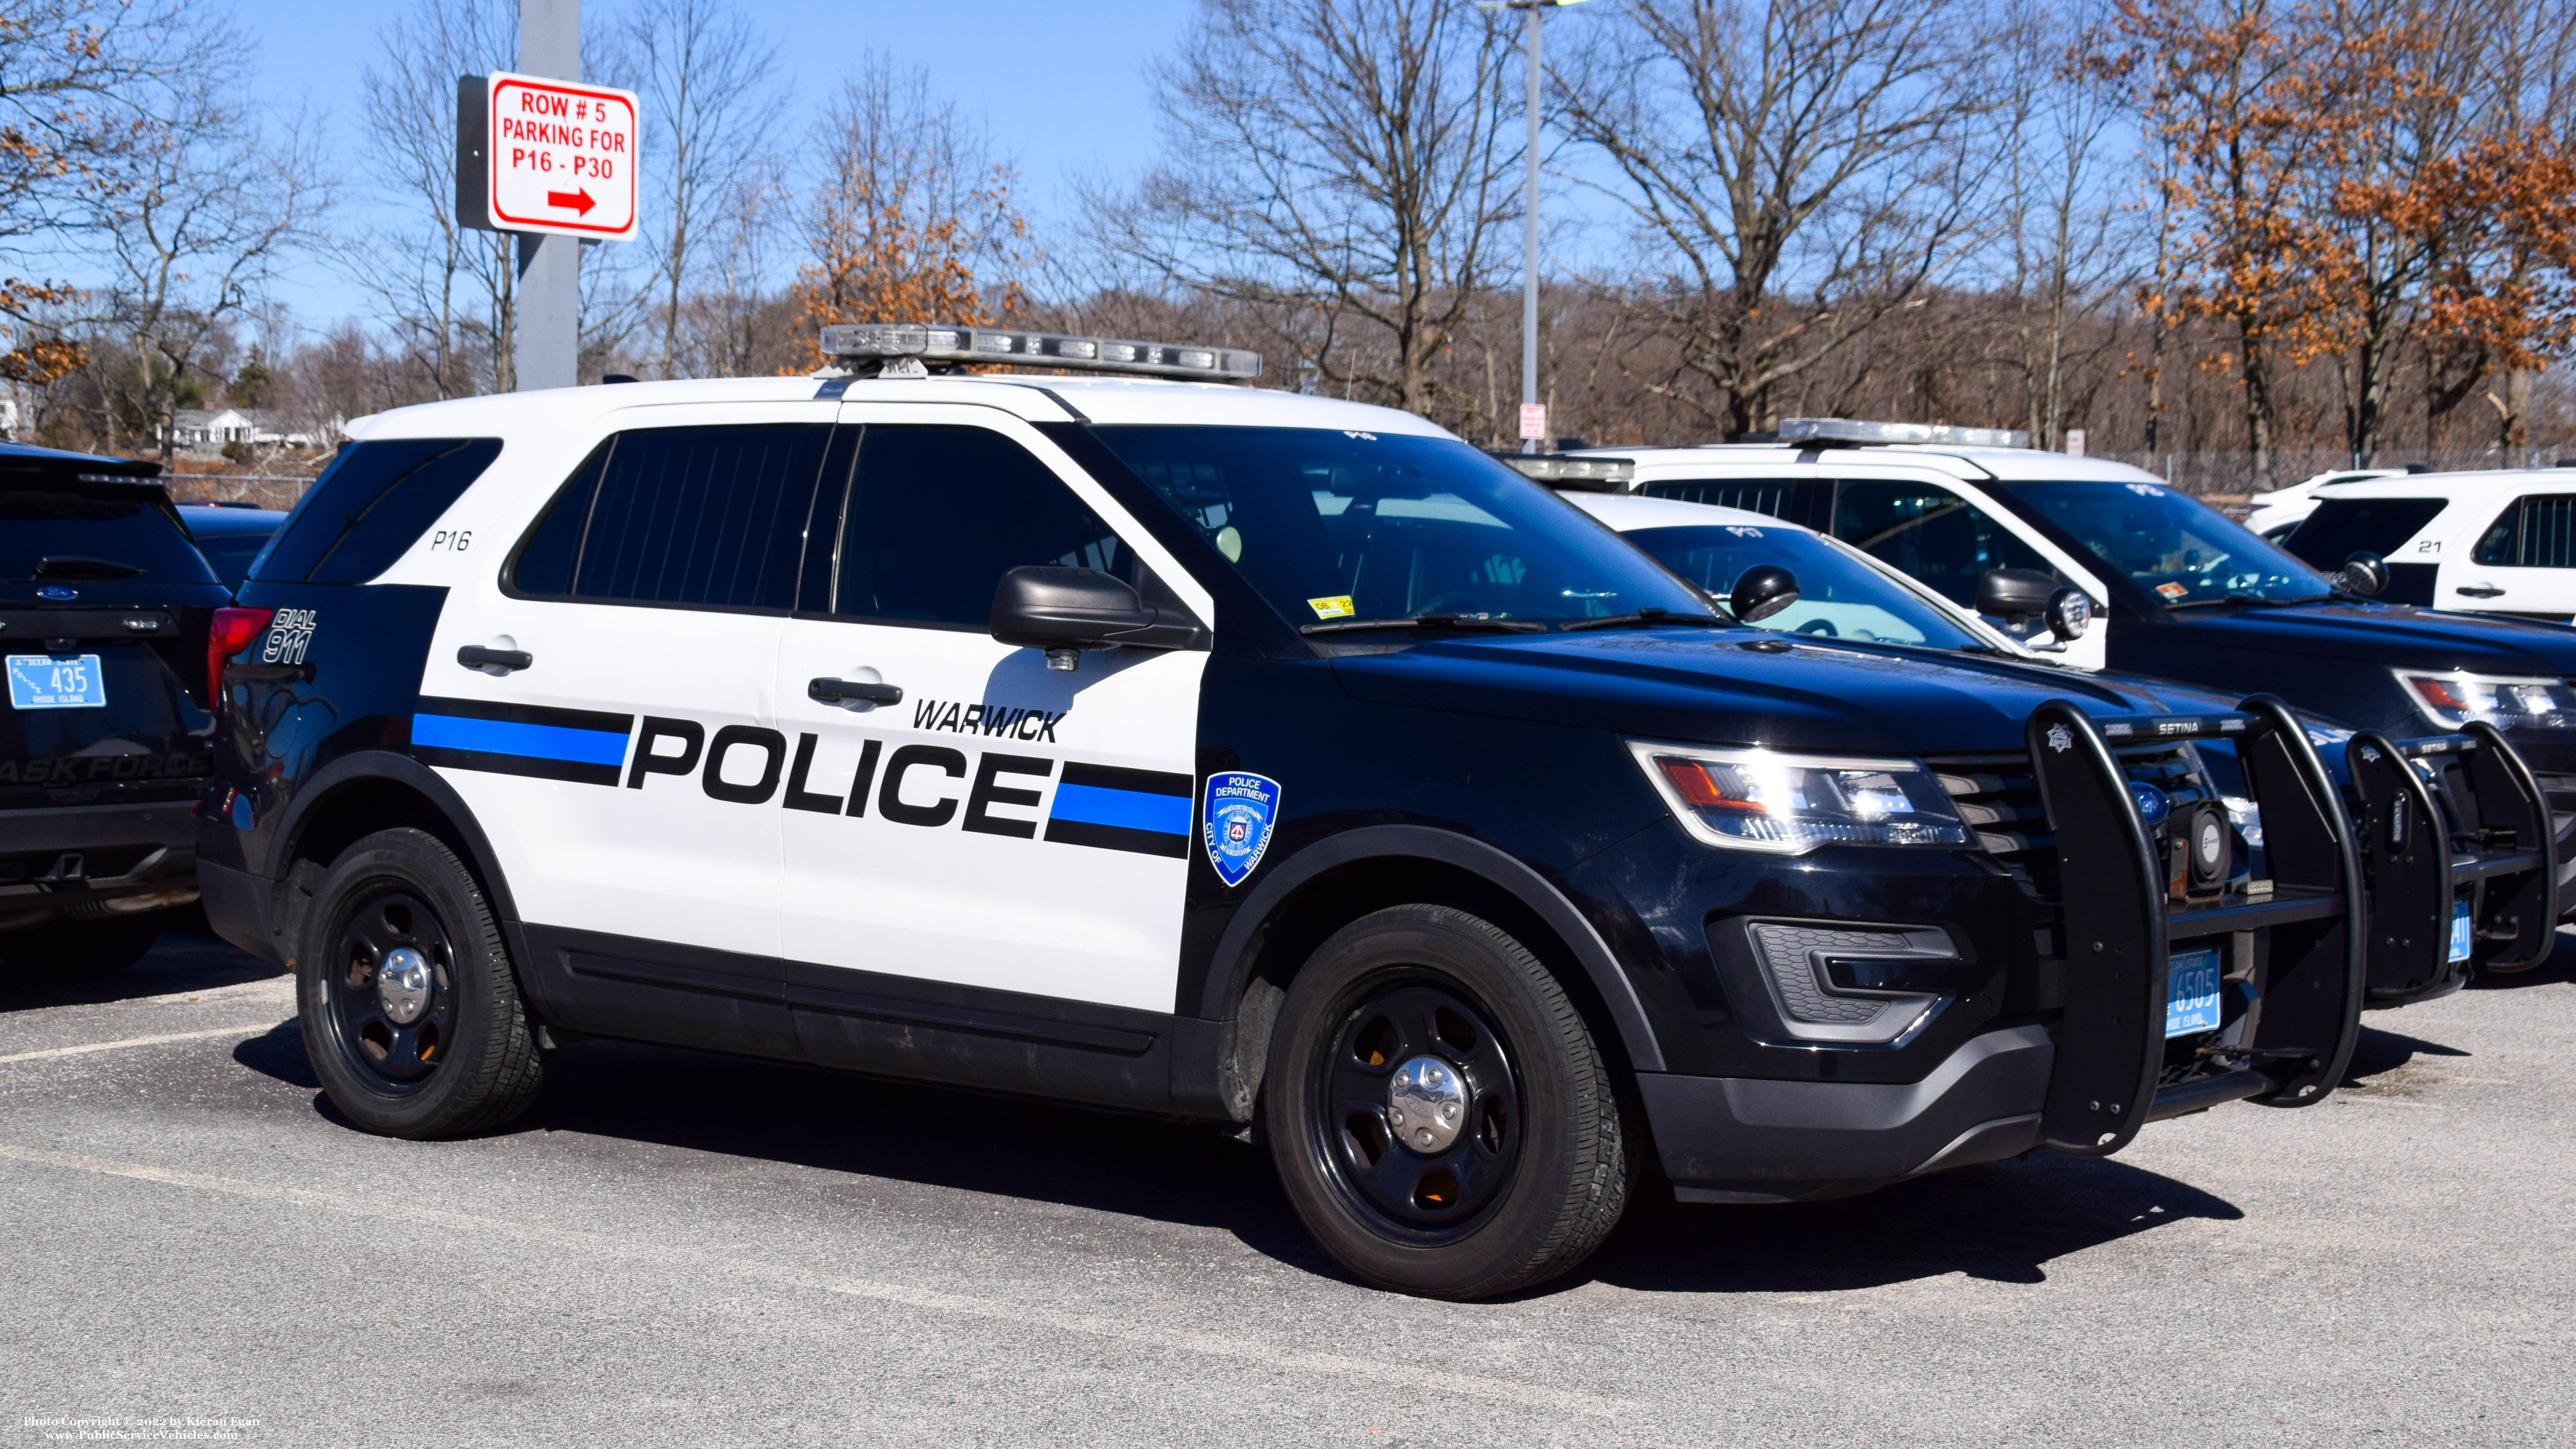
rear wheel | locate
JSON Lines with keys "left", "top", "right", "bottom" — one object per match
{"left": 298, "top": 828, "right": 543, "bottom": 1138}
{"left": 1264, "top": 904, "right": 1629, "bottom": 1299}
{"left": 0, "top": 913, "right": 167, "bottom": 979}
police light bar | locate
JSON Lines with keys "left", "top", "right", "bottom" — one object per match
{"left": 1779, "top": 418, "right": 2031, "bottom": 449}
{"left": 1496, "top": 454, "right": 1635, "bottom": 490}
{"left": 818, "top": 323, "right": 1261, "bottom": 383}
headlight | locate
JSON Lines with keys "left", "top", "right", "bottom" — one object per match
{"left": 1628, "top": 741, "right": 1971, "bottom": 854}
{"left": 2392, "top": 669, "right": 2576, "bottom": 730}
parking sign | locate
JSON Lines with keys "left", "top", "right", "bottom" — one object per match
{"left": 457, "top": 70, "right": 639, "bottom": 240}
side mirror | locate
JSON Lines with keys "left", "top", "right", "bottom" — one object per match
{"left": 1975, "top": 567, "right": 2060, "bottom": 621}
{"left": 1728, "top": 564, "right": 1800, "bottom": 623}
{"left": 2333, "top": 551, "right": 2388, "bottom": 598}
{"left": 990, "top": 566, "right": 1207, "bottom": 671}
{"left": 2044, "top": 586, "right": 2093, "bottom": 643}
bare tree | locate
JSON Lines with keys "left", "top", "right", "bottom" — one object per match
{"left": 89, "top": 65, "right": 318, "bottom": 460}
{"left": 1557, "top": 0, "right": 2000, "bottom": 440}
{"left": 612, "top": 0, "right": 786, "bottom": 379}
{"left": 1103, "top": 0, "right": 1520, "bottom": 421}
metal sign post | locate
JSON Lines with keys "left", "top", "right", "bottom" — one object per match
{"left": 455, "top": 0, "right": 640, "bottom": 393}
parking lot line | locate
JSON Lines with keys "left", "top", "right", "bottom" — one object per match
{"left": 0, "top": 1024, "right": 282, "bottom": 1066}
{"left": 0, "top": 1139, "right": 1631, "bottom": 1416}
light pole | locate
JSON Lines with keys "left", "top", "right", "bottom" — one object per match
{"left": 1482, "top": 0, "right": 1584, "bottom": 454}
{"left": 516, "top": 0, "right": 580, "bottom": 392}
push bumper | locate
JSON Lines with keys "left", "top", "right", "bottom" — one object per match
{"left": 1641, "top": 696, "right": 2363, "bottom": 1201}
{"left": 0, "top": 798, "right": 202, "bottom": 933}
{"left": 2346, "top": 721, "right": 2556, "bottom": 1002}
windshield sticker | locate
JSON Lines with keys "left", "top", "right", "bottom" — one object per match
{"left": 1307, "top": 595, "right": 1356, "bottom": 620}
{"left": 1203, "top": 771, "right": 1282, "bottom": 888}
{"left": 2156, "top": 581, "right": 2188, "bottom": 601}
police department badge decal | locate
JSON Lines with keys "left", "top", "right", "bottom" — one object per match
{"left": 1202, "top": 771, "right": 1281, "bottom": 888}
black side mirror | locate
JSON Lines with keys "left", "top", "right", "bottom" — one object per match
{"left": 1975, "top": 567, "right": 2060, "bottom": 621}
{"left": 2333, "top": 551, "right": 2388, "bottom": 598}
{"left": 2044, "top": 586, "right": 2093, "bottom": 643}
{"left": 990, "top": 566, "right": 1207, "bottom": 671}
{"left": 1728, "top": 564, "right": 1799, "bottom": 623}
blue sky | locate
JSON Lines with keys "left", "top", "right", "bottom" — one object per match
{"left": 248, "top": 0, "right": 1201, "bottom": 329}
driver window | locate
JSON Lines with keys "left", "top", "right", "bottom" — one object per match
{"left": 1829, "top": 479, "right": 2059, "bottom": 608}
{"left": 831, "top": 425, "right": 1132, "bottom": 628}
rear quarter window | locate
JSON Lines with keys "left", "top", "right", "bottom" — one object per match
{"left": 2282, "top": 497, "right": 2447, "bottom": 569}
{"left": 251, "top": 439, "right": 503, "bottom": 584}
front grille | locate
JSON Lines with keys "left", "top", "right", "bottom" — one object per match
{"left": 1928, "top": 744, "right": 2217, "bottom": 897}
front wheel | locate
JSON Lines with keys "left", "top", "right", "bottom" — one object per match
{"left": 1264, "top": 905, "right": 1630, "bottom": 1299}
{"left": 297, "top": 828, "right": 543, "bottom": 1138}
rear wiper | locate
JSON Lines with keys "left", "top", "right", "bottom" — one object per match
{"left": 34, "top": 555, "right": 144, "bottom": 581}
{"left": 1300, "top": 614, "right": 1549, "bottom": 637}
{"left": 1556, "top": 607, "right": 1733, "bottom": 632}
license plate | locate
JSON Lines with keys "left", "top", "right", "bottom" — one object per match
{"left": 2449, "top": 899, "right": 2473, "bottom": 964}
{"left": 2165, "top": 947, "right": 2224, "bottom": 1037}
{"left": 5, "top": 653, "right": 106, "bottom": 709}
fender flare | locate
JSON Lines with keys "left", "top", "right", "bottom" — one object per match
{"left": 258, "top": 749, "right": 524, "bottom": 927}
{"left": 1194, "top": 824, "right": 1666, "bottom": 1073}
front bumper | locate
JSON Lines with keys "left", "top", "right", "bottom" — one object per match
{"left": 0, "top": 798, "right": 202, "bottom": 933}
{"left": 1638, "top": 696, "right": 2363, "bottom": 1201}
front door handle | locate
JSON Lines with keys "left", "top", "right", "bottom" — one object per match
{"left": 2455, "top": 585, "right": 2507, "bottom": 598}
{"left": 458, "top": 645, "right": 533, "bottom": 671}
{"left": 809, "top": 676, "right": 902, "bottom": 706}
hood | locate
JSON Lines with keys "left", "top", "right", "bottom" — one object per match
{"left": 2186, "top": 601, "right": 2576, "bottom": 672}
{"left": 1329, "top": 628, "right": 2180, "bottom": 755}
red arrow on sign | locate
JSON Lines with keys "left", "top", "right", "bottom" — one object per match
{"left": 544, "top": 188, "right": 596, "bottom": 216}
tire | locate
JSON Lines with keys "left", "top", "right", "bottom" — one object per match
{"left": 296, "top": 828, "right": 543, "bottom": 1138}
{"left": 1264, "top": 904, "right": 1630, "bottom": 1299}
{"left": 1, "top": 913, "right": 167, "bottom": 979}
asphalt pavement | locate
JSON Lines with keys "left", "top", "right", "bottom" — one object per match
{"left": 3, "top": 924, "right": 2570, "bottom": 1446}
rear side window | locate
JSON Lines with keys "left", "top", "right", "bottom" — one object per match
{"left": 832, "top": 425, "right": 1127, "bottom": 627}
{"left": 508, "top": 424, "right": 831, "bottom": 610}
{"left": 2472, "top": 494, "right": 2576, "bottom": 569}
{"left": 2284, "top": 497, "right": 2447, "bottom": 569}
{"left": 252, "top": 439, "right": 502, "bottom": 584}
{"left": 0, "top": 481, "right": 215, "bottom": 583}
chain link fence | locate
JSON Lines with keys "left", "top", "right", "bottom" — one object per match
{"left": 163, "top": 472, "right": 316, "bottom": 510}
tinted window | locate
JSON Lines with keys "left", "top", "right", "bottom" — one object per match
{"left": 2473, "top": 494, "right": 2576, "bottom": 569}
{"left": 2284, "top": 497, "right": 2446, "bottom": 569}
{"left": 833, "top": 426, "right": 1126, "bottom": 627}
{"left": 0, "top": 481, "right": 216, "bottom": 583}
{"left": 1831, "top": 479, "right": 2059, "bottom": 608}
{"left": 1640, "top": 478, "right": 1796, "bottom": 517}
{"left": 512, "top": 425, "right": 830, "bottom": 610}
{"left": 1994, "top": 480, "right": 2329, "bottom": 607}
{"left": 252, "top": 439, "right": 502, "bottom": 584}
{"left": 1091, "top": 426, "right": 1706, "bottom": 628}
{"left": 1621, "top": 523, "right": 1982, "bottom": 648}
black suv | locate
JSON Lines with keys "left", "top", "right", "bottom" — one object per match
{"left": 1, "top": 444, "right": 228, "bottom": 975}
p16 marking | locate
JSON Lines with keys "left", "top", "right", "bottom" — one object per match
{"left": 429, "top": 530, "right": 473, "bottom": 552}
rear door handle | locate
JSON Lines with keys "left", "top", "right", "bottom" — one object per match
{"left": 2455, "top": 585, "right": 2507, "bottom": 598}
{"left": 809, "top": 676, "right": 902, "bottom": 705}
{"left": 457, "top": 645, "right": 533, "bottom": 672}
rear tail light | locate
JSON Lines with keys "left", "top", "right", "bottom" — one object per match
{"left": 208, "top": 606, "right": 273, "bottom": 702}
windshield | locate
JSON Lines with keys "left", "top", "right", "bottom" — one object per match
{"left": 1088, "top": 427, "right": 1709, "bottom": 627}
{"left": 2282, "top": 497, "right": 2446, "bottom": 569}
{"left": 1994, "top": 480, "right": 2331, "bottom": 607}
{"left": 1619, "top": 523, "right": 1986, "bottom": 650}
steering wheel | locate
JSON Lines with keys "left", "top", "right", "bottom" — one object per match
{"left": 1794, "top": 618, "right": 1839, "bottom": 637}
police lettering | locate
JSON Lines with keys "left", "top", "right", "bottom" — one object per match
{"left": 911, "top": 698, "right": 1066, "bottom": 742}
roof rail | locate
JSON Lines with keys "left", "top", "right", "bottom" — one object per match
{"left": 818, "top": 323, "right": 1261, "bottom": 384}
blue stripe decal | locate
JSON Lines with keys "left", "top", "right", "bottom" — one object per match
{"left": 413, "top": 713, "right": 630, "bottom": 767}
{"left": 1048, "top": 782, "right": 1192, "bottom": 835}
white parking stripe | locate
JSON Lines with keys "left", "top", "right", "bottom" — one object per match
{"left": 0, "top": 1140, "right": 1628, "bottom": 1416}
{"left": 0, "top": 1024, "right": 282, "bottom": 1066}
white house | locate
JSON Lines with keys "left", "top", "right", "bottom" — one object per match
{"left": 164, "top": 408, "right": 315, "bottom": 451}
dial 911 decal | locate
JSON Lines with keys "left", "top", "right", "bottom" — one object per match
{"left": 1202, "top": 771, "right": 1282, "bottom": 887}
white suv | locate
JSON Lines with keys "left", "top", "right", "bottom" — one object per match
{"left": 2277, "top": 466, "right": 2576, "bottom": 621}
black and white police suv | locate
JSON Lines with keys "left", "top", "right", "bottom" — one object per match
{"left": 201, "top": 328, "right": 2370, "bottom": 1298}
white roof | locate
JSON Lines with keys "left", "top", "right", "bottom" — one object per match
{"left": 344, "top": 374, "right": 1451, "bottom": 441}
{"left": 1561, "top": 492, "right": 1782, "bottom": 530}
{"left": 1568, "top": 442, "right": 2157, "bottom": 485}
{"left": 2311, "top": 467, "right": 2576, "bottom": 501}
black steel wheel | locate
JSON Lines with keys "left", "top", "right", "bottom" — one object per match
{"left": 1266, "top": 904, "right": 1630, "bottom": 1299}
{"left": 298, "top": 828, "right": 542, "bottom": 1138}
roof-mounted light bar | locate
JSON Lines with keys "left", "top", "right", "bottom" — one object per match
{"left": 1495, "top": 454, "right": 1635, "bottom": 490}
{"left": 1779, "top": 417, "right": 2031, "bottom": 449}
{"left": 818, "top": 323, "right": 1262, "bottom": 384}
